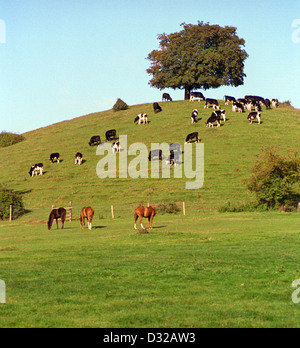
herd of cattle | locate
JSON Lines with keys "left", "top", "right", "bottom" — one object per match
{"left": 28, "top": 92, "right": 279, "bottom": 176}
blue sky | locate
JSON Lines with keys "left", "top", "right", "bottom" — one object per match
{"left": 1, "top": 0, "right": 299, "bottom": 134}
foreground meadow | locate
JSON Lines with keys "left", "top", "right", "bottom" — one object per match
{"left": 0, "top": 212, "right": 300, "bottom": 328}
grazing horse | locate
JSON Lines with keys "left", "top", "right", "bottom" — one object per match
{"left": 48, "top": 207, "right": 66, "bottom": 230}
{"left": 80, "top": 206, "right": 94, "bottom": 230}
{"left": 134, "top": 206, "right": 156, "bottom": 230}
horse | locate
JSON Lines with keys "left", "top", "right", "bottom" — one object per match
{"left": 134, "top": 206, "right": 156, "bottom": 230}
{"left": 48, "top": 207, "right": 66, "bottom": 230}
{"left": 80, "top": 206, "right": 94, "bottom": 230}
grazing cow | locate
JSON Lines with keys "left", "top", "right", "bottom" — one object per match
{"left": 29, "top": 163, "right": 43, "bottom": 177}
{"left": 134, "top": 113, "right": 148, "bottom": 125}
{"left": 134, "top": 206, "right": 156, "bottom": 230}
{"left": 166, "top": 143, "right": 181, "bottom": 166}
{"left": 153, "top": 102, "right": 162, "bottom": 113}
{"left": 162, "top": 93, "right": 172, "bottom": 102}
{"left": 185, "top": 132, "right": 201, "bottom": 143}
{"left": 248, "top": 112, "right": 261, "bottom": 124}
{"left": 232, "top": 102, "right": 244, "bottom": 113}
{"left": 204, "top": 98, "right": 219, "bottom": 109}
{"left": 272, "top": 99, "right": 279, "bottom": 108}
{"left": 190, "top": 92, "right": 205, "bottom": 102}
{"left": 237, "top": 98, "right": 247, "bottom": 105}
{"left": 89, "top": 135, "right": 101, "bottom": 146}
{"left": 245, "top": 95, "right": 265, "bottom": 105}
{"left": 224, "top": 95, "right": 236, "bottom": 105}
{"left": 75, "top": 152, "right": 83, "bottom": 165}
{"left": 50, "top": 153, "right": 60, "bottom": 163}
{"left": 148, "top": 149, "right": 162, "bottom": 161}
{"left": 213, "top": 109, "right": 226, "bottom": 122}
{"left": 191, "top": 109, "right": 199, "bottom": 123}
{"left": 264, "top": 99, "right": 271, "bottom": 110}
{"left": 245, "top": 100, "right": 261, "bottom": 112}
{"left": 80, "top": 206, "right": 94, "bottom": 230}
{"left": 48, "top": 208, "right": 66, "bottom": 230}
{"left": 105, "top": 129, "right": 117, "bottom": 142}
{"left": 206, "top": 113, "right": 221, "bottom": 127}
{"left": 111, "top": 141, "right": 121, "bottom": 153}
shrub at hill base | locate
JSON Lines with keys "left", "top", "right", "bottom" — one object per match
{"left": 0, "top": 185, "right": 25, "bottom": 220}
{"left": 112, "top": 98, "right": 129, "bottom": 112}
{"left": 244, "top": 147, "right": 300, "bottom": 209}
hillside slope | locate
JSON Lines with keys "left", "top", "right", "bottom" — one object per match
{"left": 0, "top": 100, "right": 299, "bottom": 220}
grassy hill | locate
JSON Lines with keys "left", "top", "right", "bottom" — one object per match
{"left": 0, "top": 100, "right": 299, "bottom": 220}
{"left": 0, "top": 100, "right": 300, "bottom": 328}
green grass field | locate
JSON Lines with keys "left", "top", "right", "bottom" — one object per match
{"left": 0, "top": 100, "right": 299, "bottom": 327}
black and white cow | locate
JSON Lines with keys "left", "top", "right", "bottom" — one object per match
{"left": 50, "top": 153, "right": 60, "bottom": 163}
{"left": 105, "top": 129, "right": 117, "bottom": 142}
{"left": 245, "top": 100, "right": 261, "bottom": 112}
{"left": 245, "top": 95, "right": 265, "bottom": 106}
{"left": 185, "top": 132, "right": 201, "bottom": 143}
{"left": 272, "top": 99, "right": 279, "bottom": 108}
{"left": 153, "top": 102, "right": 162, "bottom": 113}
{"left": 166, "top": 143, "right": 181, "bottom": 166}
{"left": 111, "top": 141, "right": 121, "bottom": 153}
{"left": 162, "top": 93, "right": 172, "bottom": 102}
{"left": 206, "top": 113, "right": 221, "bottom": 127}
{"left": 89, "top": 135, "right": 101, "bottom": 146}
{"left": 191, "top": 109, "right": 199, "bottom": 123}
{"left": 190, "top": 92, "right": 205, "bottom": 102}
{"left": 224, "top": 95, "right": 236, "bottom": 105}
{"left": 148, "top": 149, "right": 163, "bottom": 161}
{"left": 75, "top": 152, "right": 83, "bottom": 165}
{"left": 134, "top": 113, "right": 148, "bottom": 125}
{"left": 232, "top": 101, "right": 244, "bottom": 113}
{"left": 204, "top": 98, "right": 219, "bottom": 109}
{"left": 213, "top": 109, "right": 226, "bottom": 122}
{"left": 248, "top": 112, "right": 261, "bottom": 124}
{"left": 29, "top": 163, "right": 43, "bottom": 177}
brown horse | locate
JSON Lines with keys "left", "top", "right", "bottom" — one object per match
{"left": 48, "top": 208, "right": 66, "bottom": 230}
{"left": 80, "top": 207, "right": 94, "bottom": 230}
{"left": 134, "top": 206, "right": 156, "bottom": 230}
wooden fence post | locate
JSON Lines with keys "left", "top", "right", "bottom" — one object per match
{"left": 111, "top": 205, "right": 114, "bottom": 219}
{"left": 9, "top": 205, "right": 12, "bottom": 222}
{"left": 69, "top": 201, "right": 72, "bottom": 222}
{"left": 183, "top": 202, "right": 186, "bottom": 216}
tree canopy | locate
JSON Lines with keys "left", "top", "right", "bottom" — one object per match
{"left": 146, "top": 22, "right": 249, "bottom": 99}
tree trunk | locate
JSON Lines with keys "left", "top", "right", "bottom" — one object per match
{"left": 184, "top": 88, "right": 191, "bottom": 101}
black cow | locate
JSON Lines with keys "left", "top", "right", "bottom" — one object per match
{"left": 75, "top": 152, "right": 83, "bottom": 165}
{"left": 248, "top": 112, "right": 261, "bottom": 124}
{"left": 50, "top": 153, "right": 60, "bottom": 163}
{"left": 89, "top": 135, "right": 101, "bottom": 146}
{"left": 224, "top": 95, "right": 236, "bottom": 105}
{"left": 29, "top": 163, "right": 43, "bottom": 177}
{"left": 148, "top": 149, "right": 163, "bottom": 161}
{"left": 162, "top": 93, "right": 172, "bottom": 102}
{"left": 245, "top": 95, "right": 265, "bottom": 105}
{"left": 185, "top": 132, "right": 201, "bottom": 143}
{"left": 105, "top": 129, "right": 117, "bottom": 142}
{"left": 190, "top": 92, "right": 205, "bottom": 102}
{"left": 191, "top": 109, "right": 199, "bottom": 123}
{"left": 153, "top": 102, "right": 162, "bottom": 113}
{"left": 264, "top": 99, "right": 271, "bottom": 110}
{"left": 204, "top": 98, "right": 219, "bottom": 109}
{"left": 206, "top": 113, "right": 221, "bottom": 127}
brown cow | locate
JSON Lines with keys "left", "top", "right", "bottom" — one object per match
{"left": 134, "top": 206, "right": 156, "bottom": 230}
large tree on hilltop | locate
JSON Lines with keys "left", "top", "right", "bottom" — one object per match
{"left": 146, "top": 22, "right": 249, "bottom": 100}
